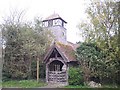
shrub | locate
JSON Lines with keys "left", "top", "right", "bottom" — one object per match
{"left": 68, "top": 67, "right": 84, "bottom": 85}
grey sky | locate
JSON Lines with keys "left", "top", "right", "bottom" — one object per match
{"left": 0, "top": 0, "right": 89, "bottom": 43}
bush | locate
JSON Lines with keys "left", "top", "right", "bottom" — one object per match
{"left": 68, "top": 67, "right": 84, "bottom": 85}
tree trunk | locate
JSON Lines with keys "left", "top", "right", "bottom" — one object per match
{"left": 28, "top": 54, "right": 32, "bottom": 79}
{"left": 37, "top": 57, "right": 39, "bottom": 83}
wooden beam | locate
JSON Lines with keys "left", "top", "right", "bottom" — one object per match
{"left": 46, "top": 64, "right": 48, "bottom": 83}
{"left": 37, "top": 58, "right": 39, "bottom": 83}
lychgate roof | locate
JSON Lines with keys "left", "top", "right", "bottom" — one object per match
{"left": 56, "top": 42, "right": 76, "bottom": 61}
{"left": 43, "top": 42, "right": 77, "bottom": 63}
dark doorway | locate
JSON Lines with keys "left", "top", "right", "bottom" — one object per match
{"left": 49, "top": 60, "right": 64, "bottom": 71}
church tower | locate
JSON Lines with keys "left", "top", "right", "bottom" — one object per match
{"left": 42, "top": 13, "right": 67, "bottom": 44}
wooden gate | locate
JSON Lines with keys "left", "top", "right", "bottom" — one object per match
{"left": 48, "top": 71, "right": 67, "bottom": 83}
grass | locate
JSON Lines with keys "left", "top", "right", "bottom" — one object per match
{"left": 2, "top": 80, "right": 120, "bottom": 88}
{"left": 64, "top": 84, "right": 120, "bottom": 88}
{"left": 101, "top": 84, "right": 119, "bottom": 88}
{"left": 65, "top": 85, "right": 89, "bottom": 88}
{"left": 2, "top": 80, "right": 47, "bottom": 88}
{"left": 0, "top": 81, "right": 1, "bottom": 88}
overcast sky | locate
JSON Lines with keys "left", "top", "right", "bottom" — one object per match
{"left": 0, "top": 0, "right": 90, "bottom": 43}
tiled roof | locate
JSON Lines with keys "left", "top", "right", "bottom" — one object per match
{"left": 67, "top": 41, "right": 79, "bottom": 50}
{"left": 44, "top": 42, "right": 77, "bottom": 63}
{"left": 56, "top": 42, "right": 76, "bottom": 62}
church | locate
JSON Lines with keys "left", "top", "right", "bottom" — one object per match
{"left": 42, "top": 13, "right": 79, "bottom": 85}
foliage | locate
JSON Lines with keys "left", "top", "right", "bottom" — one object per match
{"left": 79, "top": 0, "right": 118, "bottom": 43}
{"left": 1, "top": 11, "right": 53, "bottom": 80}
{"left": 68, "top": 67, "right": 84, "bottom": 85}
{"left": 2, "top": 80, "right": 46, "bottom": 88}
{"left": 76, "top": 43, "right": 106, "bottom": 83}
{"left": 78, "top": 0, "right": 119, "bottom": 62}
{"left": 2, "top": 22, "right": 29, "bottom": 79}
{"left": 78, "top": 0, "right": 120, "bottom": 85}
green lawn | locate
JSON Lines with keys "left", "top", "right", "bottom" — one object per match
{"left": 65, "top": 85, "right": 119, "bottom": 88}
{"left": 2, "top": 80, "right": 120, "bottom": 88}
{"left": 0, "top": 81, "right": 1, "bottom": 88}
{"left": 2, "top": 80, "right": 47, "bottom": 88}
{"left": 64, "top": 85, "right": 89, "bottom": 88}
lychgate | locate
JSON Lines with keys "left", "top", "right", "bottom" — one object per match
{"left": 43, "top": 42, "right": 78, "bottom": 85}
